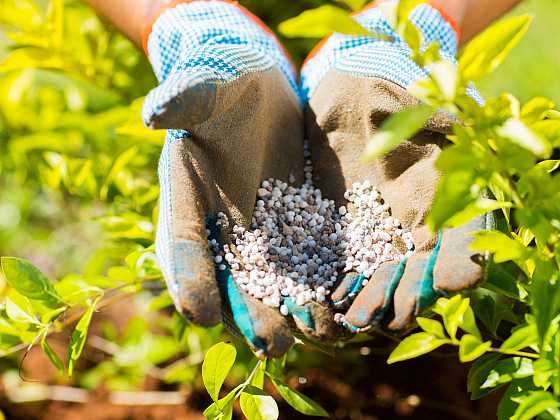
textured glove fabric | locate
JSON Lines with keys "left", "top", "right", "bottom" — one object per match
{"left": 144, "top": 0, "right": 338, "bottom": 357}
{"left": 143, "top": 0, "right": 300, "bottom": 127}
{"left": 301, "top": 1, "right": 490, "bottom": 333}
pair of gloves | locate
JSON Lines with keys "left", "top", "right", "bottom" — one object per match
{"left": 141, "top": 0, "right": 491, "bottom": 357}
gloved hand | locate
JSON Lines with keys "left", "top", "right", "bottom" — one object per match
{"left": 301, "top": 1, "right": 492, "bottom": 333}
{"left": 143, "top": 0, "right": 339, "bottom": 356}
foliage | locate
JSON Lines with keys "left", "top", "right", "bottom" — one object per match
{"left": 276, "top": 1, "right": 560, "bottom": 418}
{"left": 202, "top": 342, "right": 327, "bottom": 419}
{"left": 1, "top": 0, "right": 559, "bottom": 419}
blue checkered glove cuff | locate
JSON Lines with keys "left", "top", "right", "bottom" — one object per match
{"left": 301, "top": 1, "right": 479, "bottom": 102}
{"left": 144, "top": 0, "right": 299, "bottom": 92}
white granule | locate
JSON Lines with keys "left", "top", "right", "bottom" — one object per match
{"left": 207, "top": 142, "right": 414, "bottom": 317}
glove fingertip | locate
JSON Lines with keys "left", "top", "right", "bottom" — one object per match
{"left": 142, "top": 74, "right": 217, "bottom": 130}
{"left": 222, "top": 272, "right": 294, "bottom": 358}
{"left": 167, "top": 240, "right": 222, "bottom": 327}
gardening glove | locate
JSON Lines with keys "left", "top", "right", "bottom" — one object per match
{"left": 301, "top": 1, "right": 493, "bottom": 333}
{"left": 143, "top": 0, "right": 339, "bottom": 357}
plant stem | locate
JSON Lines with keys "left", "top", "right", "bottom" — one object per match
{"left": 243, "top": 359, "right": 263, "bottom": 387}
{"left": 489, "top": 347, "right": 539, "bottom": 359}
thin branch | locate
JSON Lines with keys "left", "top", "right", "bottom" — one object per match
{"left": 1, "top": 277, "right": 161, "bottom": 359}
{"left": 490, "top": 347, "right": 539, "bottom": 359}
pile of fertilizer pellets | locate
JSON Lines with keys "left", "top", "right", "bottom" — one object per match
{"left": 207, "top": 144, "right": 414, "bottom": 319}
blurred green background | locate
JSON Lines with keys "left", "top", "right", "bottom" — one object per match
{"left": 477, "top": 0, "right": 560, "bottom": 103}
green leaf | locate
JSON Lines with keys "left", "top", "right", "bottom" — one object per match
{"left": 459, "top": 15, "right": 533, "bottom": 80}
{"left": 497, "top": 118, "right": 551, "bottom": 157}
{"left": 204, "top": 384, "right": 242, "bottom": 420}
{"left": 278, "top": 5, "right": 373, "bottom": 38}
{"left": 1, "top": 257, "right": 63, "bottom": 308}
{"left": 444, "top": 198, "right": 512, "bottom": 229}
{"left": 387, "top": 332, "right": 448, "bottom": 364}
{"left": 204, "top": 400, "right": 233, "bottom": 420}
{"left": 271, "top": 379, "right": 328, "bottom": 417}
{"left": 41, "top": 307, "right": 67, "bottom": 324}
{"left": 362, "top": 104, "right": 434, "bottom": 161}
{"left": 470, "top": 231, "right": 527, "bottom": 263}
{"left": 467, "top": 354, "right": 502, "bottom": 399}
{"left": 147, "top": 292, "right": 173, "bottom": 312}
{"left": 532, "top": 260, "right": 560, "bottom": 346}
{"left": 461, "top": 305, "right": 482, "bottom": 340}
{"left": 497, "top": 378, "right": 535, "bottom": 420}
{"left": 500, "top": 324, "right": 538, "bottom": 352}
{"left": 521, "top": 97, "right": 555, "bottom": 123}
{"left": 432, "top": 296, "right": 479, "bottom": 340}
{"left": 100, "top": 146, "right": 138, "bottom": 200}
{"left": 536, "top": 159, "right": 560, "bottom": 173}
{"left": 67, "top": 298, "right": 99, "bottom": 376}
{"left": 511, "top": 391, "right": 559, "bottom": 420}
{"left": 0, "top": 48, "right": 63, "bottom": 72}
{"left": 416, "top": 317, "right": 446, "bottom": 338}
{"left": 459, "top": 335, "right": 492, "bottom": 363}
{"left": 484, "top": 261, "right": 524, "bottom": 301}
{"left": 427, "top": 60, "right": 457, "bottom": 101}
{"left": 533, "top": 358, "right": 555, "bottom": 389}
{"left": 482, "top": 358, "right": 534, "bottom": 389}
{"left": 250, "top": 360, "right": 266, "bottom": 389}
{"left": 266, "top": 356, "right": 286, "bottom": 380}
{"left": 426, "top": 170, "right": 476, "bottom": 232}
{"left": 202, "top": 342, "right": 237, "bottom": 402}
{"left": 5, "top": 296, "right": 39, "bottom": 325}
{"left": 240, "top": 386, "right": 279, "bottom": 420}
{"left": 41, "top": 336, "right": 64, "bottom": 374}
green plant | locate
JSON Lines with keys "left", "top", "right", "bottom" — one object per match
{"left": 1, "top": 0, "right": 559, "bottom": 419}
{"left": 201, "top": 342, "right": 327, "bottom": 419}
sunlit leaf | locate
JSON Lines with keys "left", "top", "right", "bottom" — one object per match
{"left": 482, "top": 358, "right": 534, "bottom": 389}
{"left": 496, "top": 118, "right": 551, "bottom": 157}
{"left": 202, "top": 342, "right": 237, "bottom": 402}
{"left": 5, "top": 296, "right": 39, "bottom": 325}
{"left": 278, "top": 5, "right": 373, "bottom": 38}
{"left": 0, "top": 48, "right": 63, "bottom": 72}
{"left": 416, "top": 317, "right": 446, "bottom": 339}
{"left": 500, "top": 324, "right": 537, "bottom": 352}
{"left": 459, "top": 334, "right": 491, "bottom": 362}
{"left": 240, "top": 386, "right": 279, "bottom": 420}
{"left": 67, "top": 297, "right": 99, "bottom": 376}
{"left": 470, "top": 231, "right": 527, "bottom": 263}
{"left": 362, "top": 104, "right": 434, "bottom": 161}
{"left": 520, "top": 97, "right": 555, "bottom": 123}
{"left": 444, "top": 198, "right": 512, "bottom": 229}
{"left": 1, "top": 257, "right": 63, "bottom": 308}
{"left": 511, "top": 391, "right": 559, "bottom": 420}
{"left": 387, "top": 332, "right": 448, "bottom": 363}
{"left": 459, "top": 15, "right": 533, "bottom": 80}
{"left": 467, "top": 354, "right": 502, "bottom": 399}
{"left": 427, "top": 60, "right": 457, "bottom": 101}
{"left": 41, "top": 335, "right": 64, "bottom": 374}
{"left": 271, "top": 379, "right": 328, "bottom": 417}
